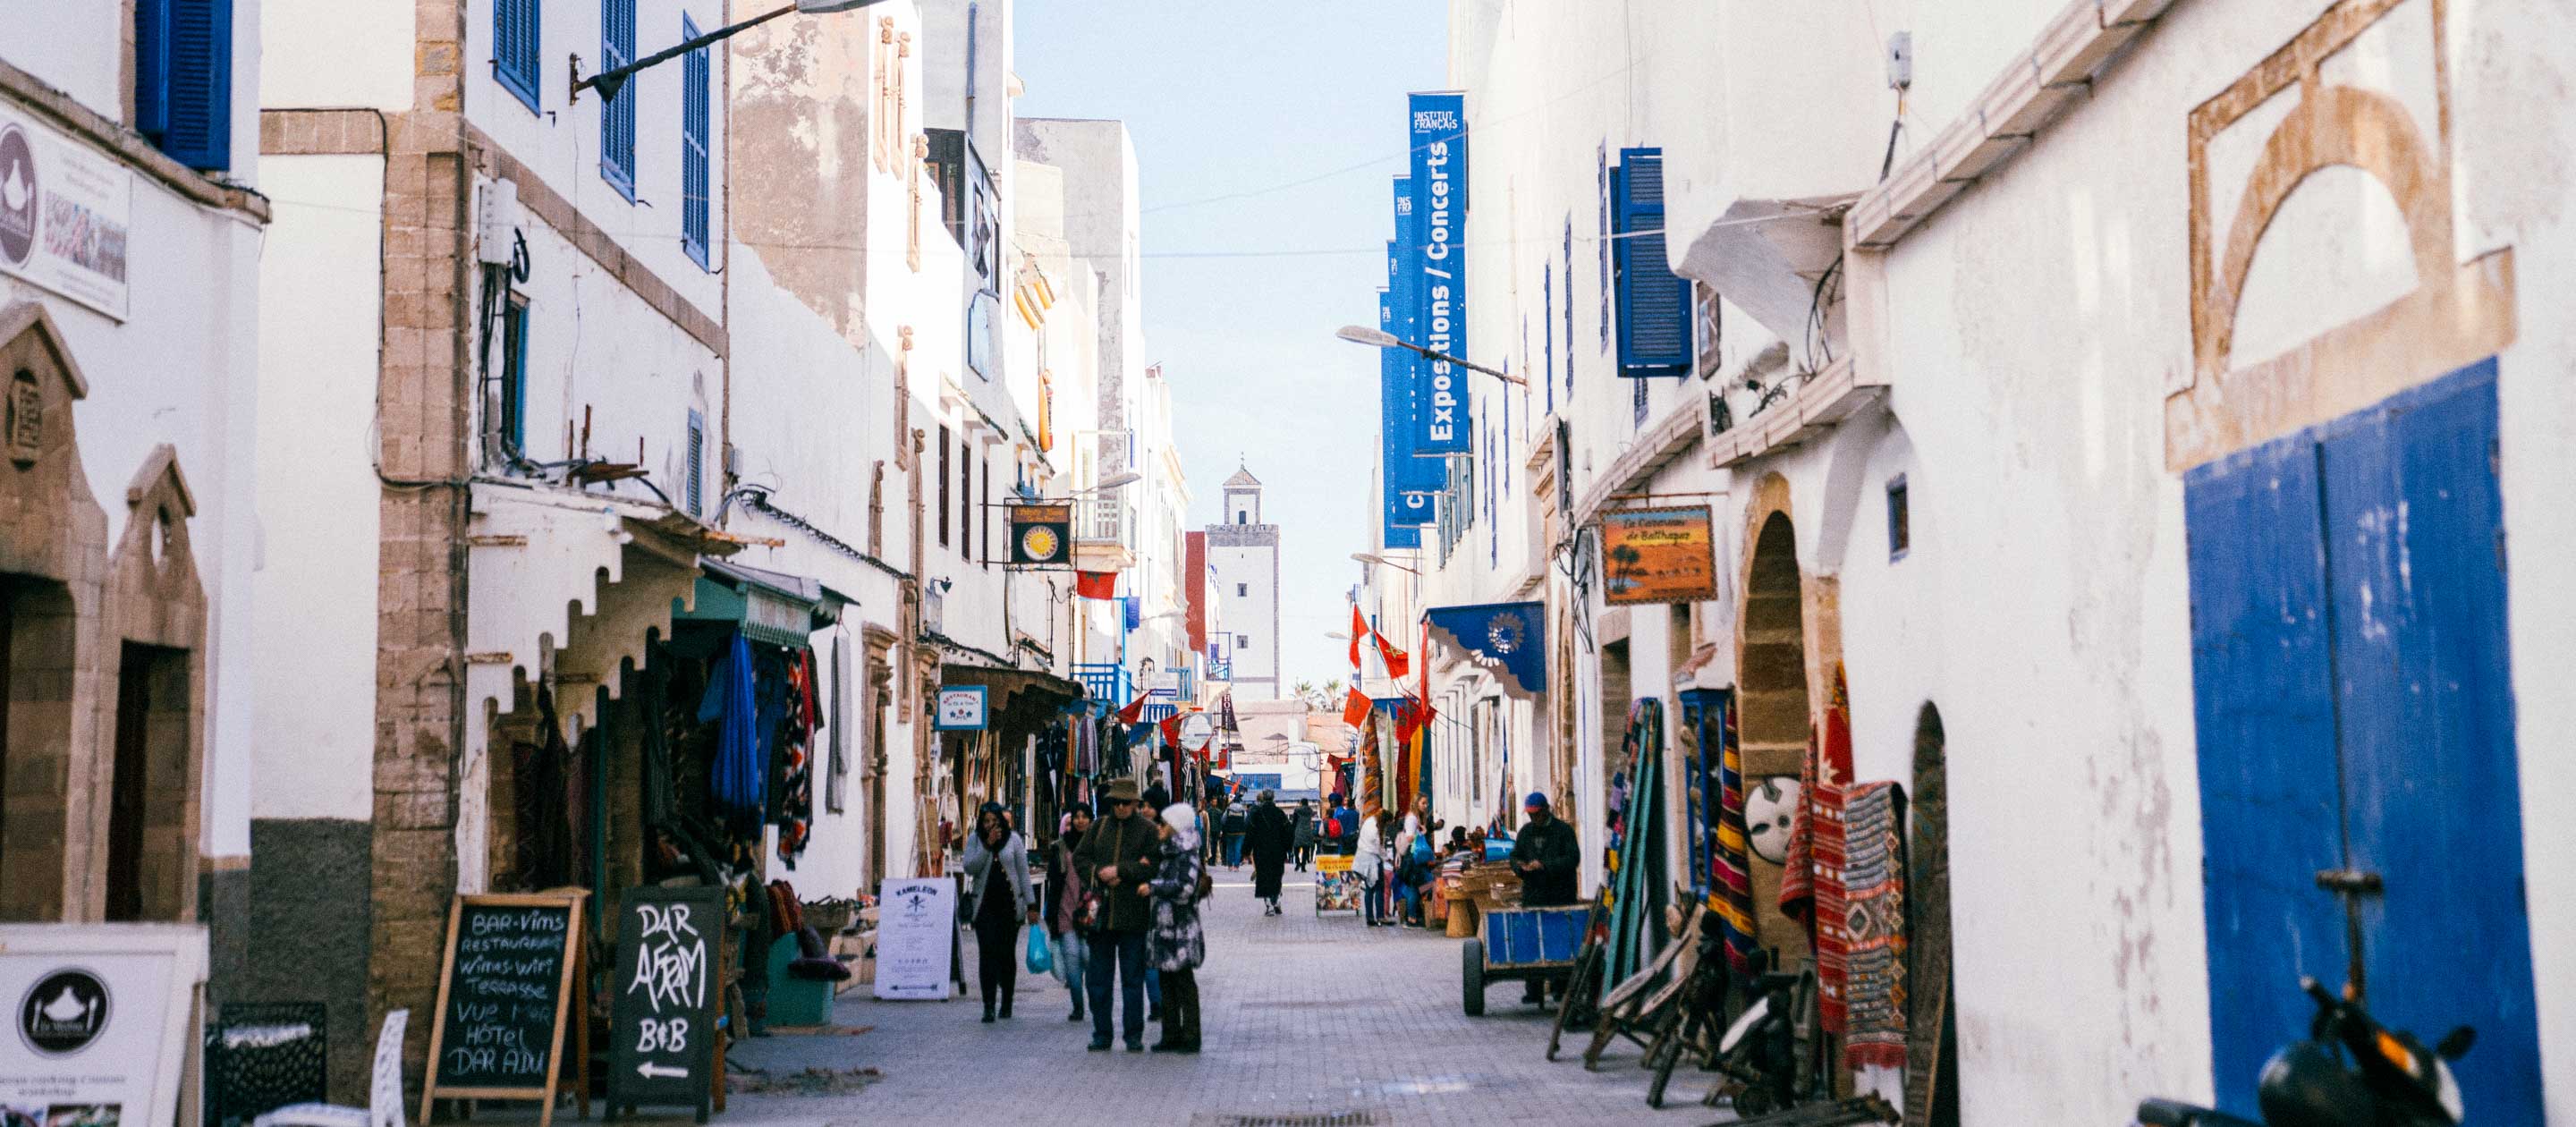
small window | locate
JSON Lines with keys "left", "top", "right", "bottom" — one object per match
{"left": 1235, "top": 583, "right": 1247, "bottom": 597}
{"left": 679, "top": 15, "right": 711, "bottom": 267}
{"left": 134, "top": 0, "right": 236, "bottom": 169}
{"left": 498, "top": 296, "right": 530, "bottom": 452}
{"left": 1235, "top": 513, "right": 1246, "bottom": 525}
{"left": 599, "top": 0, "right": 637, "bottom": 199}
{"left": 1237, "top": 634, "right": 1250, "bottom": 648}
{"left": 1887, "top": 474, "right": 1911, "bottom": 561}
{"left": 493, "top": 0, "right": 542, "bottom": 112}
{"left": 684, "top": 410, "right": 704, "bottom": 516}
{"left": 936, "top": 426, "right": 951, "bottom": 547}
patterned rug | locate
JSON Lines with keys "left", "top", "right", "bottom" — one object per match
{"left": 1779, "top": 664, "right": 1856, "bottom": 1034}
{"left": 1711, "top": 691, "right": 1759, "bottom": 975}
{"left": 1842, "top": 780, "right": 1909, "bottom": 1069}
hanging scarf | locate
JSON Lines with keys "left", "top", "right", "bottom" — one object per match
{"left": 700, "top": 634, "right": 764, "bottom": 816}
{"left": 1710, "top": 691, "right": 1759, "bottom": 975}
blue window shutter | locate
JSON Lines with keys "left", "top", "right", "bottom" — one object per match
{"left": 600, "top": 0, "right": 636, "bottom": 197}
{"left": 681, "top": 17, "right": 711, "bottom": 267}
{"left": 1614, "top": 148, "right": 1690, "bottom": 377}
{"left": 146, "top": 0, "right": 232, "bottom": 170}
{"left": 495, "top": 0, "right": 541, "bottom": 112}
{"left": 685, "top": 409, "right": 705, "bottom": 515}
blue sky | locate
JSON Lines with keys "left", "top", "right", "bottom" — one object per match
{"left": 1013, "top": 0, "right": 1446, "bottom": 694}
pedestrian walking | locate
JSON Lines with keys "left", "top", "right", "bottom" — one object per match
{"left": 1201, "top": 793, "right": 1225, "bottom": 865}
{"left": 1508, "top": 791, "right": 1581, "bottom": 1002}
{"left": 1140, "top": 801, "right": 1208, "bottom": 1053}
{"left": 1221, "top": 801, "right": 1250, "bottom": 868}
{"left": 1291, "top": 799, "right": 1318, "bottom": 872}
{"left": 963, "top": 802, "right": 1038, "bottom": 1022}
{"left": 1246, "top": 790, "right": 1293, "bottom": 916}
{"left": 1045, "top": 806, "right": 1094, "bottom": 1022}
{"left": 1354, "top": 809, "right": 1392, "bottom": 927}
{"left": 1072, "top": 778, "right": 1161, "bottom": 1052}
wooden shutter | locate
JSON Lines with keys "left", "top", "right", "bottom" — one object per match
{"left": 600, "top": 0, "right": 636, "bottom": 193}
{"left": 143, "top": 0, "right": 232, "bottom": 170}
{"left": 1613, "top": 148, "right": 1690, "bottom": 378}
{"left": 681, "top": 21, "right": 711, "bottom": 265}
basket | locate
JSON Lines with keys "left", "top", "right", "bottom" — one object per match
{"left": 802, "top": 898, "right": 859, "bottom": 935}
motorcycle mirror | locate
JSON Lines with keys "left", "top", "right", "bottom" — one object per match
{"left": 2436, "top": 1026, "right": 2476, "bottom": 1060}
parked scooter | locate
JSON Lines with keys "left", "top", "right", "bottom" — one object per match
{"left": 2138, "top": 976, "right": 2473, "bottom": 1127}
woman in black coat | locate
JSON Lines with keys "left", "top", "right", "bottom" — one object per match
{"left": 1245, "top": 791, "right": 1294, "bottom": 916}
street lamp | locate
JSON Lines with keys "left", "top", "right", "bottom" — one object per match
{"left": 573, "top": 0, "right": 898, "bottom": 105}
{"left": 1335, "top": 325, "right": 1526, "bottom": 386}
{"left": 1076, "top": 470, "right": 1141, "bottom": 495}
{"left": 1351, "top": 551, "right": 1422, "bottom": 575}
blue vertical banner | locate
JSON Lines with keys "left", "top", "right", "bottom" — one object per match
{"left": 1405, "top": 92, "right": 1470, "bottom": 457}
{"left": 1379, "top": 285, "right": 1425, "bottom": 548}
{"left": 1387, "top": 179, "right": 1443, "bottom": 530}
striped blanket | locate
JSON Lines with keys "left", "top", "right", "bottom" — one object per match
{"left": 1710, "top": 691, "right": 1759, "bottom": 974}
{"left": 1842, "top": 781, "right": 1909, "bottom": 1069}
{"left": 1779, "top": 664, "right": 1856, "bottom": 1033}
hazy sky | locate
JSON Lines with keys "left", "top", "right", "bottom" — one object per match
{"left": 1013, "top": 1, "right": 1446, "bottom": 696}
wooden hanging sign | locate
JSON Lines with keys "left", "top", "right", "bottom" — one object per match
{"left": 419, "top": 891, "right": 591, "bottom": 1127}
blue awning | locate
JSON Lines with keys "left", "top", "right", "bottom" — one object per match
{"left": 1422, "top": 601, "right": 1546, "bottom": 699}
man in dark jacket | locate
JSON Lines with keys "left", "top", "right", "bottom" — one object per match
{"left": 1245, "top": 791, "right": 1294, "bottom": 916}
{"left": 1072, "top": 778, "right": 1161, "bottom": 1051}
{"left": 1509, "top": 790, "right": 1581, "bottom": 1004}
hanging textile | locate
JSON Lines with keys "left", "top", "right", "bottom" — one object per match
{"left": 1710, "top": 691, "right": 1758, "bottom": 975}
{"left": 1779, "top": 663, "right": 1856, "bottom": 1034}
{"left": 700, "top": 633, "right": 764, "bottom": 818}
{"left": 772, "top": 648, "right": 817, "bottom": 868}
{"left": 1356, "top": 712, "right": 1385, "bottom": 820}
{"left": 1842, "top": 781, "right": 1909, "bottom": 1069}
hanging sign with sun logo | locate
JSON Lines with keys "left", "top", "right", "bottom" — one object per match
{"left": 1006, "top": 501, "right": 1072, "bottom": 565}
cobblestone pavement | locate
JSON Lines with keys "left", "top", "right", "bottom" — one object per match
{"left": 706, "top": 867, "right": 1731, "bottom": 1126}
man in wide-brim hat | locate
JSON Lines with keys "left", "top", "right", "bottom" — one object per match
{"left": 1071, "top": 777, "right": 1163, "bottom": 1051}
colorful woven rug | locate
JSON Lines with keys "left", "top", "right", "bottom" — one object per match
{"left": 1712, "top": 691, "right": 1759, "bottom": 974}
{"left": 1779, "top": 663, "right": 1856, "bottom": 1033}
{"left": 1842, "top": 780, "right": 1909, "bottom": 1069}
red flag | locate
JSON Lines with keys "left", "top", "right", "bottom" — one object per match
{"left": 1160, "top": 715, "right": 1181, "bottom": 747}
{"left": 1349, "top": 605, "right": 1368, "bottom": 671}
{"left": 1342, "top": 686, "right": 1371, "bottom": 729}
{"left": 1076, "top": 571, "right": 1118, "bottom": 599}
{"left": 1116, "top": 691, "right": 1150, "bottom": 724}
{"left": 1377, "top": 632, "right": 1411, "bottom": 680}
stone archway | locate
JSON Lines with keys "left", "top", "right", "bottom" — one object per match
{"left": 0, "top": 301, "right": 109, "bottom": 922}
{"left": 90, "top": 445, "right": 208, "bottom": 923}
{"left": 1905, "top": 702, "right": 1959, "bottom": 1127}
{"left": 1734, "top": 477, "right": 1812, "bottom": 965}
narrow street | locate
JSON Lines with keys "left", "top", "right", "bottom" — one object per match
{"left": 722, "top": 871, "right": 1695, "bottom": 1127}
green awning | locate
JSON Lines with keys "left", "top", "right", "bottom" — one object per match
{"left": 673, "top": 559, "right": 843, "bottom": 648}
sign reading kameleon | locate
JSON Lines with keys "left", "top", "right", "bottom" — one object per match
{"left": 0, "top": 107, "right": 134, "bottom": 321}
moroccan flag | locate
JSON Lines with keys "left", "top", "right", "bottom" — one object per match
{"left": 1075, "top": 571, "right": 1118, "bottom": 599}
{"left": 1349, "top": 605, "right": 1368, "bottom": 671}
{"left": 1377, "top": 632, "right": 1411, "bottom": 680}
{"left": 1342, "top": 686, "right": 1371, "bottom": 729}
{"left": 1116, "top": 691, "right": 1151, "bottom": 725}
{"left": 1160, "top": 715, "right": 1181, "bottom": 748}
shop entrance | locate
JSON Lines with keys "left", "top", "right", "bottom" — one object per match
{"left": 2184, "top": 360, "right": 2540, "bottom": 1123}
{"left": 106, "top": 642, "right": 191, "bottom": 921}
{"left": 1737, "top": 511, "right": 1809, "bottom": 966}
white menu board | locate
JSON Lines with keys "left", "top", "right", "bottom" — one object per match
{"left": 870, "top": 878, "right": 955, "bottom": 1001}
{"left": 0, "top": 925, "right": 205, "bottom": 1127}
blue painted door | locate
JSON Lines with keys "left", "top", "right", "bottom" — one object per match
{"left": 2184, "top": 359, "right": 2540, "bottom": 1123}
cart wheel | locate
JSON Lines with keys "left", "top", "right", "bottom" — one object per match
{"left": 1461, "top": 938, "right": 1487, "bottom": 1016}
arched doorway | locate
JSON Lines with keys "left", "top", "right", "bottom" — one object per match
{"left": 1737, "top": 509, "right": 1809, "bottom": 965}
{"left": 1906, "top": 702, "right": 1959, "bottom": 1127}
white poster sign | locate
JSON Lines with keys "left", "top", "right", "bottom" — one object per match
{"left": 0, "top": 925, "right": 206, "bottom": 1127}
{"left": 870, "top": 878, "right": 955, "bottom": 1001}
{"left": 0, "top": 108, "right": 134, "bottom": 321}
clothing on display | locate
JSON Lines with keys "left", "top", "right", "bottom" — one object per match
{"left": 1841, "top": 780, "right": 1908, "bottom": 1069}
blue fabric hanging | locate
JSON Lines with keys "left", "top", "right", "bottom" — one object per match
{"left": 699, "top": 634, "right": 764, "bottom": 813}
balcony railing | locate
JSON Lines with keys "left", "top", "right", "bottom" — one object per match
{"left": 1074, "top": 495, "right": 1129, "bottom": 546}
{"left": 1073, "top": 662, "right": 1127, "bottom": 705}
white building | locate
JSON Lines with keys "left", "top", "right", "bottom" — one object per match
{"left": 0, "top": 0, "right": 267, "bottom": 1002}
{"left": 1393, "top": 0, "right": 2576, "bottom": 1123}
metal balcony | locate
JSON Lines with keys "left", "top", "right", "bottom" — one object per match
{"left": 1073, "top": 662, "right": 1128, "bottom": 704}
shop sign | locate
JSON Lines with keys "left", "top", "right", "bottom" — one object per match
{"left": 872, "top": 878, "right": 956, "bottom": 1001}
{"left": 0, "top": 924, "right": 207, "bottom": 1127}
{"left": 934, "top": 686, "right": 987, "bottom": 731}
{"left": 0, "top": 108, "right": 133, "bottom": 321}
{"left": 1006, "top": 502, "right": 1072, "bottom": 565}
{"left": 1178, "top": 712, "right": 1214, "bottom": 753}
{"left": 742, "top": 588, "right": 810, "bottom": 644}
{"left": 1600, "top": 505, "right": 1720, "bottom": 605}
{"left": 1402, "top": 92, "right": 1470, "bottom": 458}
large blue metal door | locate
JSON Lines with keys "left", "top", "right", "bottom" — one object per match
{"left": 2184, "top": 359, "right": 2540, "bottom": 1122}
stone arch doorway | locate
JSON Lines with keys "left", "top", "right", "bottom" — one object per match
{"left": 1905, "top": 702, "right": 1959, "bottom": 1127}
{"left": 96, "top": 445, "right": 208, "bottom": 924}
{"left": 1735, "top": 497, "right": 1810, "bottom": 966}
{"left": 0, "top": 302, "right": 109, "bottom": 922}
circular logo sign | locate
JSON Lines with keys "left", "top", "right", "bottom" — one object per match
{"left": 0, "top": 125, "right": 37, "bottom": 268}
{"left": 1019, "top": 524, "right": 1061, "bottom": 563}
{"left": 18, "top": 969, "right": 108, "bottom": 1056}
{"left": 1179, "top": 712, "right": 1215, "bottom": 752}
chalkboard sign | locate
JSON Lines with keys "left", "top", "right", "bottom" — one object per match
{"left": 606, "top": 886, "right": 723, "bottom": 1122}
{"left": 419, "top": 893, "right": 589, "bottom": 1127}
